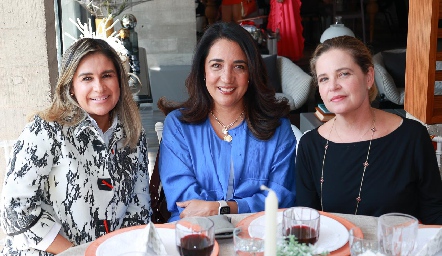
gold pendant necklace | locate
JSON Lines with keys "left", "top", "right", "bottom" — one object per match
{"left": 320, "top": 110, "right": 376, "bottom": 215}
{"left": 210, "top": 111, "right": 244, "bottom": 142}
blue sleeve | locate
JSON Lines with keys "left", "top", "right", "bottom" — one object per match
{"left": 159, "top": 112, "right": 215, "bottom": 221}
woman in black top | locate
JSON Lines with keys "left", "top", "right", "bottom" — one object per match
{"left": 296, "top": 36, "right": 442, "bottom": 224}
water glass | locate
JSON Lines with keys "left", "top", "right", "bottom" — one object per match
{"left": 233, "top": 226, "right": 265, "bottom": 256}
{"left": 377, "top": 213, "right": 418, "bottom": 256}
{"left": 175, "top": 217, "right": 215, "bottom": 256}
{"left": 349, "top": 228, "right": 382, "bottom": 256}
{"left": 282, "top": 207, "right": 320, "bottom": 245}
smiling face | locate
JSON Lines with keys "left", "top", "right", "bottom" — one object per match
{"left": 204, "top": 39, "right": 249, "bottom": 111}
{"left": 71, "top": 52, "right": 120, "bottom": 127}
{"left": 316, "top": 49, "right": 374, "bottom": 115}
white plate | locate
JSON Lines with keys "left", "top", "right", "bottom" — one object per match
{"left": 415, "top": 228, "right": 442, "bottom": 256}
{"left": 96, "top": 228, "right": 178, "bottom": 256}
{"left": 248, "top": 212, "right": 349, "bottom": 254}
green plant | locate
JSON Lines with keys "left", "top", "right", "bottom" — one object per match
{"left": 277, "top": 235, "right": 329, "bottom": 256}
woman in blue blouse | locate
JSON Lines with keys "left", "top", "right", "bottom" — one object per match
{"left": 158, "top": 22, "right": 297, "bottom": 222}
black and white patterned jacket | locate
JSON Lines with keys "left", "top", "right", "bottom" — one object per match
{"left": 1, "top": 115, "right": 152, "bottom": 255}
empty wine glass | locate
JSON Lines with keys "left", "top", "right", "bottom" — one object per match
{"left": 378, "top": 213, "right": 418, "bottom": 256}
{"left": 234, "top": 224, "right": 265, "bottom": 256}
{"left": 349, "top": 228, "right": 381, "bottom": 256}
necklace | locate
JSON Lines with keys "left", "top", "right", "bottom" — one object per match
{"left": 334, "top": 116, "right": 375, "bottom": 142}
{"left": 210, "top": 111, "right": 244, "bottom": 142}
{"left": 320, "top": 110, "right": 376, "bottom": 215}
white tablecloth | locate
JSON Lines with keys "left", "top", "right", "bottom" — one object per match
{"left": 58, "top": 213, "right": 441, "bottom": 256}
{"left": 58, "top": 212, "right": 378, "bottom": 256}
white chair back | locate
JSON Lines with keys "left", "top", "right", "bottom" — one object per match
{"left": 0, "top": 140, "right": 15, "bottom": 166}
{"left": 155, "top": 122, "right": 163, "bottom": 143}
{"left": 291, "top": 125, "right": 303, "bottom": 153}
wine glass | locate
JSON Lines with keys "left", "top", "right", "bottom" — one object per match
{"left": 233, "top": 224, "right": 265, "bottom": 256}
{"left": 282, "top": 207, "right": 320, "bottom": 245}
{"left": 349, "top": 228, "right": 380, "bottom": 256}
{"left": 377, "top": 213, "right": 418, "bottom": 256}
{"left": 175, "top": 217, "right": 214, "bottom": 256}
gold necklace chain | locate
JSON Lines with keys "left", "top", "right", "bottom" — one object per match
{"left": 334, "top": 119, "right": 374, "bottom": 142}
{"left": 210, "top": 111, "right": 244, "bottom": 142}
{"left": 320, "top": 110, "right": 376, "bottom": 215}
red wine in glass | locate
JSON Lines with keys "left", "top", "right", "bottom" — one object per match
{"left": 177, "top": 234, "right": 214, "bottom": 256}
{"left": 285, "top": 225, "right": 318, "bottom": 245}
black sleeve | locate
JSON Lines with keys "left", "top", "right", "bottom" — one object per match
{"left": 295, "top": 133, "right": 322, "bottom": 210}
{"left": 413, "top": 122, "right": 442, "bottom": 224}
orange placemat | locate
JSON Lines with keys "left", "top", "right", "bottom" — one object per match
{"left": 236, "top": 210, "right": 363, "bottom": 256}
{"left": 85, "top": 223, "right": 220, "bottom": 256}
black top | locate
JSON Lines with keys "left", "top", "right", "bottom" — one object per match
{"left": 296, "top": 117, "right": 442, "bottom": 224}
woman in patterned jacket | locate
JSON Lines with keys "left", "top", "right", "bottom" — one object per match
{"left": 1, "top": 38, "right": 152, "bottom": 255}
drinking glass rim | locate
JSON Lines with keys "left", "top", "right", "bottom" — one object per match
{"left": 283, "top": 207, "right": 320, "bottom": 220}
{"left": 378, "top": 212, "right": 418, "bottom": 226}
{"left": 175, "top": 216, "right": 215, "bottom": 233}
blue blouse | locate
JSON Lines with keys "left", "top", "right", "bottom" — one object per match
{"left": 159, "top": 110, "right": 297, "bottom": 221}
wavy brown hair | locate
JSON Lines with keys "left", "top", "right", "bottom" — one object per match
{"left": 37, "top": 38, "right": 141, "bottom": 148}
{"left": 310, "top": 35, "right": 378, "bottom": 102}
{"left": 158, "top": 22, "right": 290, "bottom": 140}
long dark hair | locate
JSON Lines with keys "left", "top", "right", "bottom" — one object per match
{"left": 158, "top": 22, "right": 290, "bottom": 140}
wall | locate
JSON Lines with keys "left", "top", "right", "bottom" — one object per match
{"left": 0, "top": 1, "right": 58, "bottom": 177}
{"left": 0, "top": 0, "right": 58, "bottom": 243}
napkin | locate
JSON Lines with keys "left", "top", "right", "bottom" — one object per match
{"left": 135, "top": 222, "right": 168, "bottom": 255}
{"left": 416, "top": 227, "right": 442, "bottom": 256}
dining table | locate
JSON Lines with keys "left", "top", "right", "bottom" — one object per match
{"left": 58, "top": 212, "right": 440, "bottom": 256}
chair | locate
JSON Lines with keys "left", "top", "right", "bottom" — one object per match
{"left": 0, "top": 140, "right": 15, "bottom": 166}
{"left": 373, "top": 49, "right": 406, "bottom": 105}
{"left": 291, "top": 125, "right": 303, "bottom": 153}
{"left": 275, "top": 56, "right": 313, "bottom": 111}
{"left": 149, "top": 122, "right": 170, "bottom": 223}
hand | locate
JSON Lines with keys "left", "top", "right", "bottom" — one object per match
{"left": 46, "top": 234, "right": 73, "bottom": 254}
{"left": 177, "top": 200, "right": 219, "bottom": 219}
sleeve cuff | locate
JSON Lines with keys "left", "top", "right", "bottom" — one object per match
{"left": 31, "top": 222, "right": 62, "bottom": 251}
{"left": 231, "top": 199, "right": 250, "bottom": 214}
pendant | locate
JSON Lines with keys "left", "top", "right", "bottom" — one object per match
{"left": 223, "top": 134, "right": 233, "bottom": 142}
{"left": 222, "top": 128, "right": 228, "bottom": 135}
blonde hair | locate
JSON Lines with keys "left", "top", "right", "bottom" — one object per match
{"left": 310, "top": 36, "right": 378, "bottom": 103}
{"left": 37, "top": 38, "right": 141, "bottom": 148}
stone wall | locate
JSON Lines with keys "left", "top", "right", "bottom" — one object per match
{"left": 0, "top": 0, "right": 58, "bottom": 243}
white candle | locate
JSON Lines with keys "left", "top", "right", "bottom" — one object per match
{"left": 261, "top": 185, "right": 278, "bottom": 256}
